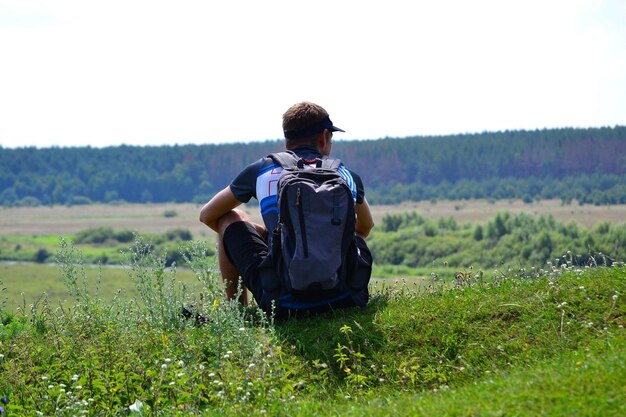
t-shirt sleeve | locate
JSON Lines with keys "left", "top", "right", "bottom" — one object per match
{"left": 349, "top": 170, "right": 366, "bottom": 205}
{"left": 229, "top": 158, "right": 265, "bottom": 203}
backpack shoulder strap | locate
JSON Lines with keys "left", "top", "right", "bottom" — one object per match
{"left": 320, "top": 157, "right": 343, "bottom": 171}
{"left": 268, "top": 151, "right": 299, "bottom": 169}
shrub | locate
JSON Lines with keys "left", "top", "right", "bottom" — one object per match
{"left": 163, "top": 209, "right": 178, "bottom": 218}
{"left": 34, "top": 248, "right": 51, "bottom": 263}
{"left": 165, "top": 228, "right": 193, "bottom": 241}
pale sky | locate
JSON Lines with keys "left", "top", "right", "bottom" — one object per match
{"left": 0, "top": 0, "right": 624, "bottom": 148}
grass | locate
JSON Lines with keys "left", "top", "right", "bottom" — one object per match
{"left": 0, "top": 239, "right": 624, "bottom": 416}
{"left": 0, "top": 262, "right": 202, "bottom": 311}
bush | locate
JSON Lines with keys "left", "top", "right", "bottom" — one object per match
{"left": 165, "top": 228, "right": 193, "bottom": 241}
{"left": 74, "top": 227, "right": 115, "bottom": 244}
{"left": 15, "top": 196, "right": 42, "bottom": 207}
{"left": 34, "top": 248, "right": 51, "bottom": 263}
{"left": 67, "top": 195, "right": 93, "bottom": 206}
{"left": 163, "top": 209, "right": 178, "bottom": 218}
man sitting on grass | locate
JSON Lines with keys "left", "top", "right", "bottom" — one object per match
{"left": 200, "top": 101, "right": 374, "bottom": 318}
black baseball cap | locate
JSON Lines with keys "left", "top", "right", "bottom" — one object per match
{"left": 284, "top": 116, "right": 345, "bottom": 139}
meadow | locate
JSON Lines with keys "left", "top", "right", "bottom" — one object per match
{"left": 3, "top": 199, "right": 625, "bottom": 305}
{"left": 0, "top": 238, "right": 623, "bottom": 416}
{"left": 0, "top": 201, "right": 625, "bottom": 416}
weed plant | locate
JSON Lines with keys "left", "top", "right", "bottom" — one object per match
{"left": 0, "top": 237, "right": 624, "bottom": 416}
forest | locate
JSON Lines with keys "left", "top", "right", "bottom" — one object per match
{"left": 1, "top": 126, "right": 625, "bottom": 206}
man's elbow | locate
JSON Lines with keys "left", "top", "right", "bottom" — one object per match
{"left": 199, "top": 206, "right": 217, "bottom": 230}
{"left": 356, "top": 220, "right": 374, "bottom": 238}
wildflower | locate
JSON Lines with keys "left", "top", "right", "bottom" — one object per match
{"left": 169, "top": 381, "right": 175, "bottom": 386}
{"left": 239, "top": 327, "right": 246, "bottom": 332}
{"left": 164, "top": 358, "right": 172, "bottom": 363}
{"left": 0, "top": 354, "right": 4, "bottom": 359}
{"left": 612, "top": 294, "right": 618, "bottom": 301}
{"left": 129, "top": 399, "right": 144, "bottom": 413}
{"left": 75, "top": 386, "right": 83, "bottom": 390}
{"left": 72, "top": 374, "right": 79, "bottom": 382}
{"left": 178, "top": 360, "right": 184, "bottom": 367}
{"left": 0, "top": 397, "right": 6, "bottom": 405}
{"left": 41, "top": 376, "right": 49, "bottom": 381}
{"left": 161, "top": 364, "right": 168, "bottom": 369}
{"left": 0, "top": 406, "right": 4, "bottom": 414}
{"left": 213, "top": 299, "right": 219, "bottom": 309}
{"left": 248, "top": 363, "right": 255, "bottom": 368}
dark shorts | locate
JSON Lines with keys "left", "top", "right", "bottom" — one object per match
{"left": 222, "top": 221, "right": 268, "bottom": 301}
{"left": 222, "top": 221, "right": 372, "bottom": 317}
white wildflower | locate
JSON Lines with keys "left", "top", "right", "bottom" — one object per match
{"left": 129, "top": 399, "right": 144, "bottom": 413}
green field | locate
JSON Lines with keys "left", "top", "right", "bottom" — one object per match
{"left": 1, "top": 251, "right": 624, "bottom": 416}
{"left": 0, "top": 262, "right": 203, "bottom": 312}
{"left": 1, "top": 202, "right": 625, "bottom": 415}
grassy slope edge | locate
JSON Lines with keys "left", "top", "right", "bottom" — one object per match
{"left": 0, "top": 260, "right": 624, "bottom": 416}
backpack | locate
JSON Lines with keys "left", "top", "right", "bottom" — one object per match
{"left": 258, "top": 151, "right": 370, "bottom": 308}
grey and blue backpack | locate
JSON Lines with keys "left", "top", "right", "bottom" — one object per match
{"left": 258, "top": 151, "right": 371, "bottom": 313}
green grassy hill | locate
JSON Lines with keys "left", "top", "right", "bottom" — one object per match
{"left": 0, "top": 243, "right": 624, "bottom": 416}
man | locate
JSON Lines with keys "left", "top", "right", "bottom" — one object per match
{"left": 199, "top": 101, "right": 374, "bottom": 317}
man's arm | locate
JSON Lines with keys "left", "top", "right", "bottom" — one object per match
{"left": 199, "top": 186, "right": 242, "bottom": 232}
{"left": 355, "top": 197, "right": 374, "bottom": 238}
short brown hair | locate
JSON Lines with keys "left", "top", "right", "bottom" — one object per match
{"left": 282, "top": 102, "right": 329, "bottom": 146}
{"left": 282, "top": 102, "right": 329, "bottom": 132}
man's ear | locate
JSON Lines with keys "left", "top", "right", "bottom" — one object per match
{"left": 317, "top": 129, "right": 329, "bottom": 149}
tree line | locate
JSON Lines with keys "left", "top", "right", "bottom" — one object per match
{"left": 1, "top": 126, "right": 625, "bottom": 206}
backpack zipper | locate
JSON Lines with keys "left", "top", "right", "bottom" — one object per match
{"left": 296, "top": 187, "right": 308, "bottom": 257}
